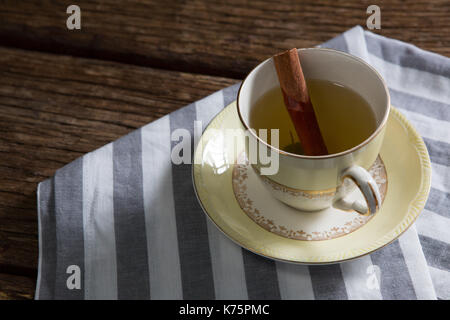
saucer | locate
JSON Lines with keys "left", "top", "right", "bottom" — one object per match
{"left": 192, "top": 102, "right": 431, "bottom": 264}
{"left": 232, "top": 152, "right": 387, "bottom": 241}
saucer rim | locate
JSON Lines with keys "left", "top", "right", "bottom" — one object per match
{"left": 192, "top": 102, "right": 431, "bottom": 264}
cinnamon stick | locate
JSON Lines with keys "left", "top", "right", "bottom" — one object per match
{"left": 273, "top": 48, "right": 328, "bottom": 156}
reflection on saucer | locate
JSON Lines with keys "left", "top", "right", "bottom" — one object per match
{"left": 201, "top": 130, "right": 230, "bottom": 175}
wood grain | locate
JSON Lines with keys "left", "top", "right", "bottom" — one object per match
{"left": 0, "top": 46, "right": 238, "bottom": 298}
{"left": 0, "top": 1, "right": 448, "bottom": 78}
{"left": 0, "top": 273, "right": 35, "bottom": 300}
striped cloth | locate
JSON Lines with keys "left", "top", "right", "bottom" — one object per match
{"left": 36, "top": 26, "right": 450, "bottom": 300}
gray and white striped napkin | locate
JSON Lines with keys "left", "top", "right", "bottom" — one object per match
{"left": 36, "top": 26, "right": 450, "bottom": 300}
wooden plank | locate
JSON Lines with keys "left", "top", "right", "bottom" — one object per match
{"left": 0, "top": 273, "right": 35, "bottom": 300}
{"left": 0, "top": 1, "right": 448, "bottom": 78}
{"left": 0, "top": 231, "right": 38, "bottom": 277}
{"left": 0, "top": 46, "right": 237, "bottom": 276}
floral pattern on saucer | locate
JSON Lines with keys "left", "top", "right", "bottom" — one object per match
{"left": 232, "top": 155, "right": 387, "bottom": 241}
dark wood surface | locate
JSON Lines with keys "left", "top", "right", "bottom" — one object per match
{"left": 0, "top": 0, "right": 448, "bottom": 79}
{"left": 0, "top": 1, "right": 448, "bottom": 299}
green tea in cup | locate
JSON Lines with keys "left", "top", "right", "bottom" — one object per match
{"left": 249, "top": 78, "right": 377, "bottom": 155}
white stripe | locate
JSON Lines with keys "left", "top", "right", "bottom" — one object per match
{"left": 416, "top": 210, "right": 450, "bottom": 244}
{"left": 196, "top": 91, "right": 249, "bottom": 299}
{"left": 397, "top": 108, "right": 450, "bottom": 144}
{"left": 83, "top": 143, "right": 117, "bottom": 299}
{"left": 340, "top": 256, "right": 382, "bottom": 300}
{"left": 429, "top": 266, "right": 450, "bottom": 300}
{"left": 431, "top": 163, "right": 450, "bottom": 194}
{"left": 206, "top": 220, "right": 248, "bottom": 299}
{"left": 276, "top": 262, "right": 314, "bottom": 300}
{"left": 398, "top": 225, "right": 437, "bottom": 300}
{"left": 141, "top": 116, "right": 183, "bottom": 299}
{"left": 343, "top": 26, "right": 371, "bottom": 62}
{"left": 196, "top": 90, "right": 225, "bottom": 127}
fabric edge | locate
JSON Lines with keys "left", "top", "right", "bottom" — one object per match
{"left": 35, "top": 181, "right": 43, "bottom": 300}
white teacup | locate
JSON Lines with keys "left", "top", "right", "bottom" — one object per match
{"left": 237, "top": 48, "right": 390, "bottom": 215}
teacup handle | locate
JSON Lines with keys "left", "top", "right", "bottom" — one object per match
{"left": 339, "top": 166, "right": 381, "bottom": 215}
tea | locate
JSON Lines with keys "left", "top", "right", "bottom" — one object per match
{"left": 249, "top": 79, "right": 377, "bottom": 155}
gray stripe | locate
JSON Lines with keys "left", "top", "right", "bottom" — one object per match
{"left": 54, "top": 158, "right": 84, "bottom": 299}
{"left": 36, "top": 179, "right": 56, "bottom": 300}
{"left": 113, "top": 131, "right": 150, "bottom": 299}
{"left": 196, "top": 91, "right": 226, "bottom": 128}
{"left": 242, "top": 250, "right": 281, "bottom": 299}
{"left": 425, "top": 188, "right": 450, "bottom": 218}
{"left": 419, "top": 235, "right": 450, "bottom": 272}
{"left": 365, "top": 31, "right": 450, "bottom": 77}
{"left": 320, "top": 33, "right": 349, "bottom": 53}
{"left": 423, "top": 138, "right": 450, "bottom": 167}
{"left": 196, "top": 91, "right": 248, "bottom": 300}
{"left": 309, "top": 264, "right": 348, "bottom": 300}
{"left": 170, "top": 104, "right": 215, "bottom": 299}
{"left": 370, "top": 240, "right": 417, "bottom": 299}
{"left": 391, "top": 89, "right": 450, "bottom": 122}
{"left": 222, "top": 83, "right": 241, "bottom": 107}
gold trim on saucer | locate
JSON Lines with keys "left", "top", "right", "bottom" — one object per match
{"left": 233, "top": 155, "right": 387, "bottom": 241}
{"left": 254, "top": 164, "right": 337, "bottom": 197}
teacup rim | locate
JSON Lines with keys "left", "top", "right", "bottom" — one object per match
{"left": 236, "top": 47, "right": 391, "bottom": 160}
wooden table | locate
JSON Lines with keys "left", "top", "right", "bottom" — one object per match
{"left": 0, "top": 0, "right": 448, "bottom": 299}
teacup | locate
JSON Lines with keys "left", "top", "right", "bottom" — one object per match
{"left": 236, "top": 48, "right": 390, "bottom": 215}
